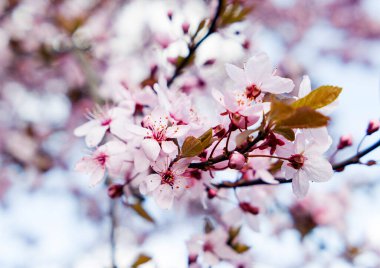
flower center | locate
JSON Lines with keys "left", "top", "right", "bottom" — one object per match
{"left": 101, "top": 118, "right": 112, "bottom": 126}
{"left": 288, "top": 154, "right": 306, "bottom": 169}
{"left": 245, "top": 84, "right": 261, "bottom": 100}
{"left": 96, "top": 153, "right": 108, "bottom": 166}
{"left": 161, "top": 171, "right": 175, "bottom": 186}
{"left": 203, "top": 242, "right": 214, "bottom": 252}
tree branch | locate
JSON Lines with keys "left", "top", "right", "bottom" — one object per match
{"left": 167, "top": 0, "right": 223, "bottom": 87}
{"left": 213, "top": 138, "right": 380, "bottom": 189}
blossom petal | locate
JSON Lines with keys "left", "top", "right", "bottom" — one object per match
{"left": 85, "top": 125, "right": 108, "bottom": 147}
{"left": 74, "top": 120, "right": 98, "bottom": 137}
{"left": 134, "top": 149, "right": 150, "bottom": 172}
{"left": 161, "top": 140, "right": 178, "bottom": 154}
{"left": 298, "top": 75, "right": 311, "bottom": 98}
{"left": 245, "top": 214, "right": 260, "bottom": 232}
{"left": 256, "top": 169, "right": 278, "bottom": 184}
{"left": 141, "top": 139, "right": 161, "bottom": 161}
{"left": 126, "top": 124, "right": 152, "bottom": 137}
{"left": 153, "top": 184, "right": 174, "bottom": 209}
{"left": 245, "top": 52, "right": 272, "bottom": 84}
{"left": 172, "top": 178, "right": 186, "bottom": 196}
{"left": 225, "top": 63, "right": 247, "bottom": 87}
{"left": 303, "top": 156, "right": 334, "bottom": 182}
{"left": 139, "top": 174, "right": 161, "bottom": 194}
{"left": 75, "top": 157, "right": 98, "bottom": 174}
{"left": 165, "top": 125, "right": 190, "bottom": 138}
{"left": 261, "top": 76, "right": 294, "bottom": 94}
{"left": 292, "top": 171, "right": 309, "bottom": 197}
{"left": 89, "top": 166, "right": 106, "bottom": 187}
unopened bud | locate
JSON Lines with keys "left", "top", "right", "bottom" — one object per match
{"left": 337, "top": 134, "right": 353, "bottom": 150}
{"left": 366, "top": 160, "right": 377, "bottom": 166}
{"left": 188, "top": 254, "right": 198, "bottom": 264}
{"left": 167, "top": 57, "right": 177, "bottom": 65}
{"left": 239, "top": 202, "right": 260, "bottom": 215}
{"left": 367, "top": 119, "right": 380, "bottom": 135}
{"left": 207, "top": 188, "right": 218, "bottom": 199}
{"left": 108, "top": 184, "right": 124, "bottom": 199}
{"left": 167, "top": 10, "right": 173, "bottom": 20}
{"left": 182, "top": 22, "right": 190, "bottom": 34}
{"left": 203, "top": 59, "right": 216, "bottom": 66}
{"left": 228, "top": 152, "right": 246, "bottom": 170}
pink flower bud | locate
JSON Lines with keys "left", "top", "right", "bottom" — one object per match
{"left": 182, "top": 22, "right": 190, "bottom": 34}
{"left": 167, "top": 57, "right": 177, "bottom": 65}
{"left": 337, "top": 134, "right": 352, "bottom": 150}
{"left": 167, "top": 10, "right": 173, "bottom": 20}
{"left": 239, "top": 202, "right": 260, "bottom": 215}
{"left": 203, "top": 59, "right": 216, "bottom": 66}
{"left": 367, "top": 119, "right": 380, "bottom": 135}
{"left": 228, "top": 152, "right": 246, "bottom": 170}
{"left": 207, "top": 188, "right": 217, "bottom": 199}
{"left": 108, "top": 184, "right": 124, "bottom": 199}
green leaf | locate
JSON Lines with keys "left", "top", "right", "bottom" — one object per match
{"left": 198, "top": 128, "right": 213, "bottom": 149}
{"left": 269, "top": 97, "right": 294, "bottom": 122}
{"left": 228, "top": 226, "right": 241, "bottom": 243}
{"left": 277, "top": 107, "right": 330, "bottom": 129}
{"left": 292, "top": 85, "right": 342, "bottom": 110}
{"left": 131, "top": 202, "right": 155, "bottom": 223}
{"left": 273, "top": 127, "right": 295, "bottom": 141}
{"left": 232, "top": 243, "right": 250, "bottom": 254}
{"left": 181, "top": 136, "right": 203, "bottom": 157}
{"left": 131, "top": 254, "right": 152, "bottom": 268}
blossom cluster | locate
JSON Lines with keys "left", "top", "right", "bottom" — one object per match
{"left": 75, "top": 51, "right": 341, "bottom": 208}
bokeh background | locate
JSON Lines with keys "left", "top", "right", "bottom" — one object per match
{"left": 1, "top": 0, "right": 380, "bottom": 267}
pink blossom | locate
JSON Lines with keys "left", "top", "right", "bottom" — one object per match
{"left": 280, "top": 132, "right": 334, "bottom": 197}
{"left": 139, "top": 156, "right": 191, "bottom": 209}
{"left": 187, "top": 228, "right": 239, "bottom": 266}
{"left": 75, "top": 140, "right": 131, "bottom": 186}
{"left": 225, "top": 51, "right": 294, "bottom": 97}
{"left": 74, "top": 107, "right": 132, "bottom": 147}
{"left": 126, "top": 108, "right": 190, "bottom": 161}
{"left": 222, "top": 188, "right": 267, "bottom": 231}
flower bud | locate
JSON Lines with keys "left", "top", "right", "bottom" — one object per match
{"left": 167, "top": 10, "right": 173, "bottom": 20}
{"left": 337, "top": 134, "right": 352, "bottom": 150}
{"left": 182, "top": 22, "right": 190, "bottom": 34}
{"left": 228, "top": 152, "right": 246, "bottom": 170}
{"left": 367, "top": 119, "right": 380, "bottom": 135}
{"left": 207, "top": 188, "right": 217, "bottom": 199}
{"left": 108, "top": 184, "right": 124, "bottom": 199}
{"left": 239, "top": 202, "right": 260, "bottom": 215}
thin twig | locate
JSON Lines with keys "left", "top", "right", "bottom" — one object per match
{"left": 167, "top": 0, "right": 223, "bottom": 87}
{"left": 109, "top": 199, "right": 117, "bottom": 268}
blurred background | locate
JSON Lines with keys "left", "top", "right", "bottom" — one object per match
{"left": 1, "top": 0, "right": 380, "bottom": 267}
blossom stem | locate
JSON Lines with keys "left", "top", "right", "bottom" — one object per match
{"left": 167, "top": 0, "right": 223, "bottom": 87}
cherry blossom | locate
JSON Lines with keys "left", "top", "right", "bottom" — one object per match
{"left": 280, "top": 132, "right": 334, "bottom": 197}
{"left": 139, "top": 156, "right": 191, "bottom": 209}
{"left": 225, "top": 51, "right": 295, "bottom": 97}
{"left": 187, "top": 228, "right": 239, "bottom": 266}
{"left": 125, "top": 108, "right": 190, "bottom": 161}
{"left": 74, "top": 107, "right": 132, "bottom": 147}
{"left": 75, "top": 140, "right": 131, "bottom": 186}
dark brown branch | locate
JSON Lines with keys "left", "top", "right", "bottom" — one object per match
{"left": 167, "top": 0, "right": 223, "bottom": 87}
{"left": 213, "top": 138, "right": 380, "bottom": 189}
